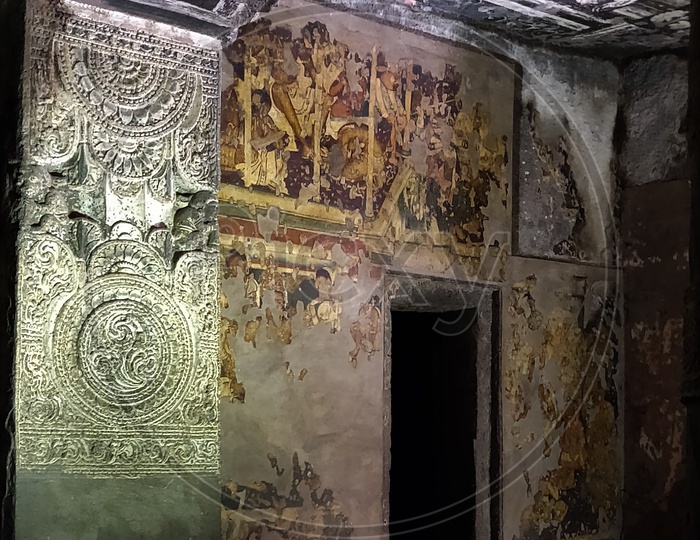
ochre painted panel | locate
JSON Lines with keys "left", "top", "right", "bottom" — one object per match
{"left": 219, "top": 0, "right": 515, "bottom": 279}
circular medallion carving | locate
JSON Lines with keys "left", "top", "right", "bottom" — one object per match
{"left": 51, "top": 274, "right": 195, "bottom": 425}
{"left": 78, "top": 299, "right": 167, "bottom": 406}
{"left": 57, "top": 42, "right": 198, "bottom": 138}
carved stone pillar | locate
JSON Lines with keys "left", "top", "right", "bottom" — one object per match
{"left": 15, "top": 1, "right": 222, "bottom": 537}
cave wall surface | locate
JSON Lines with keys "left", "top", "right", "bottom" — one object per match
{"left": 5, "top": 0, "right": 628, "bottom": 538}
{"left": 619, "top": 54, "right": 694, "bottom": 540}
{"left": 216, "top": 2, "right": 623, "bottom": 539}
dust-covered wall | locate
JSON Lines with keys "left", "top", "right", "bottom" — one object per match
{"left": 216, "top": 1, "right": 623, "bottom": 539}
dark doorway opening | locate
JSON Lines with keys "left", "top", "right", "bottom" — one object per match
{"left": 390, "top": 309, "right": 478, "bottom": 539}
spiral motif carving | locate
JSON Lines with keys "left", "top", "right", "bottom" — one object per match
{"left": 51, "top": 275, "right": 195, "bottom": 425}
{"left": 78, "top": 300, "right": 166, "bottom": 407}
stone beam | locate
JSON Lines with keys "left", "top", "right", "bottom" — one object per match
{"left": 57, "top": 0, "right": 274, "bottom": 36}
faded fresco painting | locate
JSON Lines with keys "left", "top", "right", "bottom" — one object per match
{"left": 220, "top": 0, "right": 514, "bottom": 276}
{"left": 218, "top": 251, "right": 385, "bottom": 539}
{"left": 217, "top": 2, "right": 515, "bottom": 537}
{"left": 502, "top": 258, "right": 622, "bottom": 540}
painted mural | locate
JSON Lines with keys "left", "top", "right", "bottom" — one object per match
{"left": 216, "top": 2, "right": 622, "bottom": 538}
{"left": 218, "top": 229, "right": 385, "bottom": 533}
{"left": 222, "top": 452, "right": 353, "bottom": 540}
{"left": 503, "top": 258, "right": 622, "bottom": 540}
{"left": 219, "top": 0, "right": 514, "bottom": 278}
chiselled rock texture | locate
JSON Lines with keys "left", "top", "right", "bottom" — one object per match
{"left": 185, "top": 0, "right": 691, "bottom": 54}
{"left": 16, "top": 0, "right": 221, "bottom": 476}
{"left": 516, "top": 52, "right": 619, "bottom": 266}
{"left": 620, "top": 55, "right": 688, "bottom": 187}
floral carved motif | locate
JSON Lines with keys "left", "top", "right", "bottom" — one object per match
{"left": 16, "top": 0, "right": 221, "bottom": 476}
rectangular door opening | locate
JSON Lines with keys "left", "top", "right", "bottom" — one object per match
{"left": 389, "top": 309, "right": 478, "bottom": 539}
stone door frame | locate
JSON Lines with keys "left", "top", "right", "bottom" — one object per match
{"left": 383, "top": 271, "right": 502, "bottom": 540}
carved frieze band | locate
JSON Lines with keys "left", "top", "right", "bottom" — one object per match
{"left": 16, "top": 0, "right": 221, "bottom": 476}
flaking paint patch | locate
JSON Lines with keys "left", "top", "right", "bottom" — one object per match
{"left": 221, "top": 317, "right": 246, "bottom": 402}
{"left": 221, "top": 451, "right": 354, "bottom": 539}
{"left": 218, "top": 223, "right": 385, "bottom": 529}
{"left": 526, "top": 103, "right": 586, "bottom": 260}
{"left": 220, "top": 237, "right": 357, "bottom": 393}
{"left": 503, "top": 258, "right": 622, "bottom": 540}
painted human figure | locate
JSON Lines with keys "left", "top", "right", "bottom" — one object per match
{"left": 221, "top": 39, "right": 246, "bottom": 170}
{"left": 270, "top": 64, "right": 314, "bottom": 157}
{"left": 221, "top": 83, "right": 245, "bottom": 169}
{"left": 249, "top": 89, "right": 289, "bottom": 194}
{"left": 220, "top": 317, "right": 245, "bottom": 403}
{"left": 336, "top": 122, "right": 384, "bottom": 181}
{"left": 305, "top": 268, "right": 341, "bottom": 333}
{"left": 244, "top": 316, "right": 263, "bottom": 348}
{"left": 268, "top": 21, "right": 345, "bottom": 158}
{"left": 225, "top": 249, "right": 247, "bottom": 279}
{"left": 375, "top": 65, "right": 409, "bottom": 163}
{"left": 348, "top": 295, "right": 382, "bottom": 367}
{"left": 242, "top": 270, "right": 262, "bottom": 315}
{"left": 260, "top": 255, "right": 288, "bottom": 311}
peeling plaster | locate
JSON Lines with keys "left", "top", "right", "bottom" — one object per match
{"left": 222, "top": 451, "right": 353, "bottom": 539}
{"left": 503, "top": 258, "right": 622, "bottom": 540}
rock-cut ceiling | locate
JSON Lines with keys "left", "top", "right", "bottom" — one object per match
{"left": 179, "top": 0, "right": 689, "bottom": 55}
{"left": 401, "top": 0, "right": 690, "bottom": 52}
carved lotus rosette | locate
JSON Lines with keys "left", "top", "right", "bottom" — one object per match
{"left": 16, "top": 234, "right": 220, "bottom": 474}
{"left": 56, "top": 39, "right": 199, "bottom": 140}
{"left": 49, "top": 274, "right": 196, "bottom": 425}
{"left": 87, "top": 239, "right": 168, "bottom": 284}
{"left": 26, "top": 0, "right": 219, "bottom": 204}
{"left": 89, "top": 123, "right": 169, "bottom": 191}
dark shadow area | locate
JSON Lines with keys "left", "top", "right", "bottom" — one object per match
{"left": 390, "top": 309, "right": 477, "bottom": 539}
{"left": 0, "top": 0, "right": 25, "bottom": 538}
